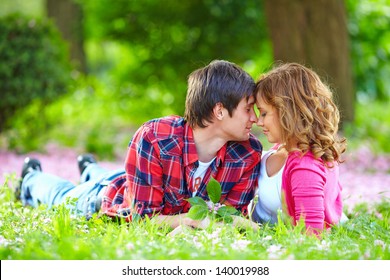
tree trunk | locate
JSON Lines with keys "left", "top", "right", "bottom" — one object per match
{"left": 264, "top": 0, "right": 354, "bottom": 125}
{"left": 46, "top": 0, "right": 86, "bottom": 72}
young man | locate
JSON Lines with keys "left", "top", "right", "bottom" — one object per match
{"left": 19, "top": 60, "right": 262, "bottom": 230}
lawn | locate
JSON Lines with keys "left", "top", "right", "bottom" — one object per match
{"left": 0, "top": 176, "right": 389, "bottom": 260}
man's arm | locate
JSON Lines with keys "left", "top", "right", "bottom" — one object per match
{"left": 151, "top": 213, "right": 210, "bottom": 229}
{"left": 153, "top": 213, "right": 259, "bottom": 235}
{"left": 124, "top": 125, "right": 165, "bottom": 219}
{"left": 100, "top": 124, "right": 166, "bottom": 220}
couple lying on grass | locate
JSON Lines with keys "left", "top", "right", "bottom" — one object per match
{"left": 17, "top": 60, "right": 347, "bottom": 236}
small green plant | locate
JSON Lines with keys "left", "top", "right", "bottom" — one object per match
{"left": 186, "top": 177, "right": 239, "bottom": 223}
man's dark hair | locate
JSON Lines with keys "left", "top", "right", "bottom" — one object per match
{"left": 184, "top": 60, "right": 255, "bottom": 128}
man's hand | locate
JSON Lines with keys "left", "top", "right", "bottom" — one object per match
{"left": 231, "top": 215, "right": 260, "bottom": 231}
{"left": 152, "top": 213, "right": 259, "bottom": 234}
{"left": 181, "top": 216, "right": 211, "bottom": 229}
{"left": 167, "top": 224, "right": 193, "bottom": 236}
{"left": 160, "top": 215, "right": 211, "bottom": 237}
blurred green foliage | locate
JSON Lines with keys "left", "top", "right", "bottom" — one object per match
{"left": 5, "top": 75, "right": 134, "bottom": 159}
{"left": 0, "top": 0, "right": 44, "bottom": 18}
{"left": 0, "top": 0, "right": 389, "bottom": 158}
{"left": 0, "top": 13, "right": 72, "bottom": 132}
{"left": 347, "top": 0, "right": 390, "bottom": 101}
{"left": 81, "top": 0, "right": 272, "bottom": 119}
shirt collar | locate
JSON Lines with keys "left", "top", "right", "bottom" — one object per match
{"left": 215, "top": 143, "right": 226, "bottom": 167}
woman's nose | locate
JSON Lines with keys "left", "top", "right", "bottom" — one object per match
{"left": 256, "top": 117, "right": 263, "bottom": 127}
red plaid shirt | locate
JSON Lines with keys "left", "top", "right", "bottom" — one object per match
{"left": 101, "top": 116, "right": 262, "bottom": 222}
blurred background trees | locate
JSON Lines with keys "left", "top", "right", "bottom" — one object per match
{"left": 264, "top": 0, "right": 354, "bottom": 124}
{"left": 47, "top": 0, "right": 86, "bottom": 72}
{"left": 0, "top": 0, "right": 389, "bottom": 157}
{"left": 0, "top": 13, "right": 72, "bottom": 132}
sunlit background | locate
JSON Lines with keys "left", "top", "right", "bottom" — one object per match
{"left": 0, "top": 1, "right": 389, "bottom": 261}
{"left": 0, "top": 0, "right": 389, "bottom": 159}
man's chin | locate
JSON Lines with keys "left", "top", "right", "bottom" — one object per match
{"left": 228, "top": 133, "right": 251, "bottom": 142}
{"left": 238, "top": 134, "right": 250, "bottom": 142}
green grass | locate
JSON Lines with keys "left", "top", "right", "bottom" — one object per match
{"left": 1, "top": 175, "right": 389, "bottom": 260}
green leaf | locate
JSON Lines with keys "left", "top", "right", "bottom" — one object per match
{"left": 206, "top": 177, "right": 221, "bottom": 204}
{"left": 217, "top": 215, "right": 233, "bottom": 223}
{"left": 187, "top": 205, "right": 208, "bottom": 220}
{"left": 186, "top": 197, "right": 208, "bottom": 208}
{"left": 216, "top": 206, "right": 239, "bottom": 218}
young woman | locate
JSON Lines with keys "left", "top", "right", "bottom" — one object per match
{"left": 251, "top": 62, "right": 347, "bottom": 234}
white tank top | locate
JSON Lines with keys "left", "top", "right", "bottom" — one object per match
{"left": 252, "top": 150, "right": 284, "bottom": 224}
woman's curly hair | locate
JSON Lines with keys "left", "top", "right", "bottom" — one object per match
{"left": 255, "top": 62, "right": 346, "bottom": 165}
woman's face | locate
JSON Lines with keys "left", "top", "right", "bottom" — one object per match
{"left": 255, "top": 96, "right": 283, "bottom": 144}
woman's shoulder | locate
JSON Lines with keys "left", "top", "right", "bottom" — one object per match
{"left": 286, "top": 150, "right": 326, "bottom": 172}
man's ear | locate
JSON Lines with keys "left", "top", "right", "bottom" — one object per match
{"left": 213, "top": 102, "right": 224, "bottom": 120}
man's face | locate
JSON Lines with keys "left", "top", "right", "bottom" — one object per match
{"left": 220, "top": 95, "right": 258, "bottom": 141}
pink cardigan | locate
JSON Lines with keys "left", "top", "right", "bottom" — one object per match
{"left": 282, "top": 150, "right": 343, "bottom": 232}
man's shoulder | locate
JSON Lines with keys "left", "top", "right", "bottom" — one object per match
{"left": 231, "top": 134, "right": 263, "bottom": 152}
{"left": 226, "top": 134, "right": 262, "bottom": 161}
{"left": 247, "top": 134, "right": 263, "bottom": 151}
{"left": 137, "top": 115, "right": 187, "bottom": 156}
{"left": 141, "top": 115, "right": 186, "bottom": 138}
{"left": 134, "top": 115, "right": 186, "bottom": 143}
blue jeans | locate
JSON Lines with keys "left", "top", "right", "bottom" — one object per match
{"left": 20, "top": 163, "right": 125, "bottom": 218}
